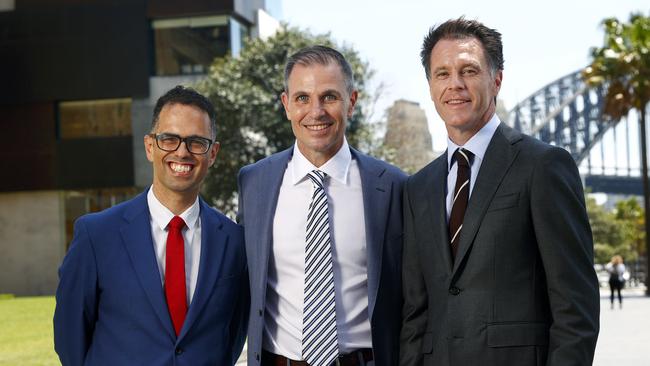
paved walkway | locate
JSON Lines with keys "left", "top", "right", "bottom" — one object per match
{"left": 594, "top": 286, "right": 650, "bottom": 365}
{"left": 236, "top": 287, "right": 650, "bottom": 365}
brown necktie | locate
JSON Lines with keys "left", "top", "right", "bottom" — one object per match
{"left": 449, "top": 148, "right": 473, "bottom": 261}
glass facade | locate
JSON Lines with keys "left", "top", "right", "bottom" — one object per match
{"left": 153, "top": 15, "right": 232, "bottom": 76}
{"left": 58, "top": 98, "right": 132, "bottom": 139}
{"left": 152, "top": 15, "right": 249, "bottom": 75}
{"left": 64, "top": 188, "right": 138, "bottom": 249}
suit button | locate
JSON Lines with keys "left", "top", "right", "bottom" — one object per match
{"left": 258, "top": 308, "right": 263, "bottom": 316}
{"left": 175, "top": 347, "right": 183, "bottom": 355}
{"left": 449, "top": 286, "right": 461, "bottom": 295}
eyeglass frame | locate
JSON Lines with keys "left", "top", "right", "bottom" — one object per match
{"left": 148, "top": 133, "right": 216, "bottom": 155}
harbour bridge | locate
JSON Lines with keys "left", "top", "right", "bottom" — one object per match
{"left": 508, "top": 69, "right": 645, "bottom": 196}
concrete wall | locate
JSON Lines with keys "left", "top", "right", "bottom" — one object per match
{"left": 0, "top": 191, "right": 65, "bottom": 296}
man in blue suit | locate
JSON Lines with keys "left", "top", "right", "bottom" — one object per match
{"left": 54, "top": 86, "right": 248, "bottom": 366}
{"left": 238, "top": 46, "right": 406, "bottom": 366}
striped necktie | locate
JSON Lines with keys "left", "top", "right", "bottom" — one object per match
{"left": 449, "top": 148, "right": 473, "bottom": 261}
{"left": 302, "top": 170, "right": 338, "bottom": 366}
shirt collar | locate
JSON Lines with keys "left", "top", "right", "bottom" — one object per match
{"left": 447, "top": 114, "right": 501, "bottom": 170}
{"left": 291, "top": 137, "right": 351, "bottom": 185}
{"left": 147, "top": 187, "right": 200, "bottom": 231}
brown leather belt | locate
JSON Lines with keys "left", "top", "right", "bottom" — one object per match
{"left": 262, "top": 349, "right": 373, "bottom": 366}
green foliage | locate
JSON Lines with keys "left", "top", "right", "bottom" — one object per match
{"left": 583, "top": 12, "right": 650, "bottom": 119}
{"left": 196, "top": 26, "right": 379, "bottom": 214}
{"left": 588, "top": 196, "right": 644, "bottom": 264}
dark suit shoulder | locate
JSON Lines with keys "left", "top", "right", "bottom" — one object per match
{"left": 408, "top": 153, "right": 447, "bottom": 186}
{"left": 202, "top": 201, "right": 243, "bottom": 235}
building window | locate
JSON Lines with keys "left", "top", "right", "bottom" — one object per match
{"left": 64, "top": 188, "right": 138, "bottom": 250}
{"left": 153, "top": 15, "right": 233, "bottom": 76}
{"left": 59, "top": 98, "right": 132, "bottom": 139}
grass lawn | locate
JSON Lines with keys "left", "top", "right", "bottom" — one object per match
{"left": 0, "top": 296, "right": 60, "bottom": 366}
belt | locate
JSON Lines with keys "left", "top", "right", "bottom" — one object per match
{"left": 262, "top": 349, "right": 373, "bottom": 366}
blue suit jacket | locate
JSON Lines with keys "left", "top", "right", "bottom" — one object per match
{"left": 237, "top": 147, "right": 407, "bottom": 366}
{"left": 54, "top": 191, "right": 249, "bottom": 366}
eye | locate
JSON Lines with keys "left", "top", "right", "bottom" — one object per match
{"left": 296, "top": 95, "right": 309, "bottom": 103}
{"left": 462, "top": 68, "right": 478, "bottom": 76}
{"left": 435, "top": 71, "right": 449, "bottom": 79}
{"left": 323, "top": 94, "right": 338, "bottom": 102}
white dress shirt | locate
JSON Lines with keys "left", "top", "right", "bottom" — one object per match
{"left": 264, "top": 138, "right": 372, "bottom": 359}
{"left": 147, "top": 188, "right": 202, "bottom": 305}
{"left": 446, "top": 114, "right": 501, "bottom": 220}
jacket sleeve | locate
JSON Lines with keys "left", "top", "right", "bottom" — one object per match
{"left": 530, "top": 147, "right": 600, "bottom": 365}
{"left": 53, "top": 218, "right": 99, "bottom": 366}
{"left": 400, "top": 179, "right": 428, "bottom": 365}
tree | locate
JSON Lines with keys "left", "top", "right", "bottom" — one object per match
{"left": 196, "top": 26, "right": 379, "bottom": 215}
{"left": 588, "top": 197, "right": 643, "bottom": 264}
{"left": 583, "top": 13, "right": 650, "bottom": 294}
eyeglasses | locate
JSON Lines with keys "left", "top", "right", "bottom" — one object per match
{"left": 150, "top": 133, "right": 214, "bottom": 155}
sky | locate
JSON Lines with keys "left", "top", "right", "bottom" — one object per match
{"left": 281, "top": 0, "right": 649, "bottom": 151}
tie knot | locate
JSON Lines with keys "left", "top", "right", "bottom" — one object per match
{"left": 307, "top": 170, "right": 326, "bottom": 189}
{"left": 168, "top": 216, "right": 186, "bottom": 231}
{"left": 454, "top": 148, "right": 473, "bottom": 168}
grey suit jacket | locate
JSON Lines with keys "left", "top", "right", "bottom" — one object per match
{"left": 238, "top": 146, "right": 407, "bottom": 366}
{"left": 400, "top": 123, "right": 599, "bottom": 366}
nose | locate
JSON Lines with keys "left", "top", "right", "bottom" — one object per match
{"left": 309, "top": 100, "right": 326, "bottom": 118}
{"left": 174, "top": 140, "right": 192, "bottom": 157}
{"left": 447, "top": 72, "right": 465, "bottom": 90}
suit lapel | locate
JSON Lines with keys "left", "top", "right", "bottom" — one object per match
{"left": 354, "top": 150, "right": 390, "bottom": 319}
{"left": 423, "top": 153, "right": 454, "bottom": 273}
{"left": 256, "top": 149, "right": 292, "bottom": 301}
{"left": 120, "top": 192, "right": 175, "bottom": 340}
{"left": 178, "top": 200, "right": 228, "bottom": 341}
{"left": 452, "top": 124, "right": 521, "bottom": 275}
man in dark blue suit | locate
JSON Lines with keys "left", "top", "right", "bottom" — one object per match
{"left": 54, "top": 86, "right": 248, "bottom": 365}
{"left": 238, "top": 46, "right": 406, "bottom": 366}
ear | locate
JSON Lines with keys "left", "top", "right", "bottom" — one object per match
{"left": 493, "top": 70, "right": 503, "bottom": 96}
{"left": 281, "top": 91, "right": 291, "bottom": 119}
{"left": 208, "top": 141, "right": 220, "bottom": 167}
{"left": 347, "top": 90, "right": 358, "bottom": 118}
{"left": 144, "top": 134, "right": 154, "bottom": 163}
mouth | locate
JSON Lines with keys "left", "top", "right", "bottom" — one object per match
{"left": 445, "top": 98, "right": 471, "bottom": 106}
{"left": 304, "top": 123, "right": 332, "bottom": 131}
{"left": 168, "top": 162, "right": 194, "bottom": 175}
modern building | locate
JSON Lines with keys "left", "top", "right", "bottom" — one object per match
{"left": 0, "top": 0, "right": 280, "bottom": 295}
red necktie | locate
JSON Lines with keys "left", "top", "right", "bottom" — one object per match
{"left": 165, "top": 216, "right": 187, "bottom": 336}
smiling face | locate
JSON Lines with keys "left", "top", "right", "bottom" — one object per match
{"left": 144, "top": 103, "right": 219, "bottom": 207}
{"left": 428, "top": 37, "right": 502, "bottom": 145}
{"left": 281, "top": 62, "right": 357, "bottom": 167}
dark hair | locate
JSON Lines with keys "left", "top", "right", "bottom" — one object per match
{"left": 284, "top": 45, "right": 355, "bottom": 94}
{"left": 421, "top": 17, "right": 504, "bottom": 80}
{"left": 151, "top": 85, "right": 217, "bottom": 140}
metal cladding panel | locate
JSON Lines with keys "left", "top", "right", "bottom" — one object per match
{"left": 0, "top": 0, "right": 150, "bottom": 104}
{"left": 147, "top": 0, "right": 234, "bottom": 18}
{"left": 0, "top": 103, "right": 57, "bottom": 191}
{"left": 56, "top": 136, "right": 134, "bottom": 189}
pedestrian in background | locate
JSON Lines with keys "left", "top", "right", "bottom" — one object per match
{"left": 606, "top": 255, "right": 626, "bottom": 309}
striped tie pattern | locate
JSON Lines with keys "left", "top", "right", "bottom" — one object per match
{"left": 449, "top": 148, "right": 473, "bottom": 261}
{"left": 302, "top": 170, "right": 338, "bottom": 366}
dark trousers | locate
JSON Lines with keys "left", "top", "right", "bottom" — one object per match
{"left": 609, "top": 279, "right": 623, "bottom": 306}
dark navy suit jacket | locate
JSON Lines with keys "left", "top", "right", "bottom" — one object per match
{"left": 54, "top": 191, "right": 249, "bottom": 366}
{"left": 237, "top": 147, "right": 407, "bottom": 366}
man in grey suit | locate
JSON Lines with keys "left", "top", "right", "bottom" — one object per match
{"left": 238, "top": 45, "right": 406, "bottom": 366}
{"left": 400, "top": 18, "right": 599, "bottom": 365}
